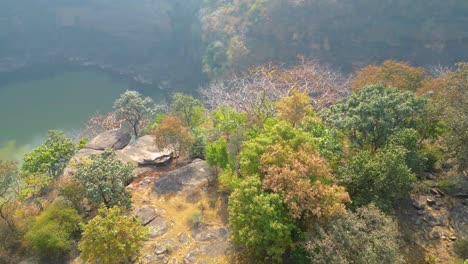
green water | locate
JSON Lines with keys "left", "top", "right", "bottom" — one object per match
{"left": 0, "top": 71, "right": 132, "bottom": 160}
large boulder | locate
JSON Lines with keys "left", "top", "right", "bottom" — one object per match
{"left": 152, "top": 159, "right": 215, "bottom": 194}
{"left": 116, "top": 135, "right": 173, "bottom": 166}
{"left": 85, "top": 129, "right": 131, "bottom": 150}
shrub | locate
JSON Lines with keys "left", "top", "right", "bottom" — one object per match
{"left": 454, "top": 238, "right": 468, "bottom": 259}
{"left": 338, "top": 145, "right": 416, "bottom": 211}
{"left": 79, "top": 206, "right": 148, "bottom": 264}
{"left": 24, "top": 202, "right": 82, "bottom": 262}
{"left": 188, "top": 210, "right": 204, "bottom": 229}
{"left": 305, "top": 204, "right": 403, "bottom": 264}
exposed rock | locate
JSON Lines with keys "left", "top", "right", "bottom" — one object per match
{"left": 153, "top": 160, "right": 215, "bottom": 194}
{"left": 191, "top": 226, "right": 228, "bottom": 242}
{"left": 149, "top": 217, "right": 169, "bottom": 238}
{"left": 430, "top": 188, "right": 445, "bottom": 197}
{"left": 178, "top": 232, "right": 190, "bottom": 246}
{"left": 450, "top": 205, "right": 468, "bottom": 238}
{"left": 134, "top": 206, "right": 165, "bottom": 225}
{"left": 85, "top": 129, "right": 131, "bottom": 150}
{"left": 116, "top": 135, "right": 173, "bottom": 166}
{"left": 426, "top": 197, "right": 436, "bottom": 206}
{"left": 413, "top": 200, "right": 425, "bottom": 210}
{"left": 424, "top": 212, "right": 446, "bottom": 227}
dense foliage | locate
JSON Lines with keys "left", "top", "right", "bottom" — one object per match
{"left": 322, "top": 84, "right": 427, "bottom": 150}
{"left": 79, "top": 206, "right": 148, "bottom": 264}
{"left": 20, "top": 130, "right": 75, "bottom": 197}
{"left": 306, "top": 204, "right": 402, "bottom": 264}
{"left": 74, "top": 150, "right": 135, "bottom": 209}
{"left": 24, "top": 202, "right": 82, "bottom": 262}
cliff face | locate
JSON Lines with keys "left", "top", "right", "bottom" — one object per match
{"left": 0, "top": 0, "right": 204, "bottom": 89}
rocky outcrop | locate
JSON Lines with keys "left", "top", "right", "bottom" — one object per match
{"left": 85, "top": 129, "right": 131, "bottom": 150}
{"left": 116, "top": 135, "right": 173, "bottom": 166}
{"left": 152, "top": 159, "right": 215, "bottom": 194}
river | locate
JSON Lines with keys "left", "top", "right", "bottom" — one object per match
{"left": 0, "top": 66, "right": 164, "bottom": 161}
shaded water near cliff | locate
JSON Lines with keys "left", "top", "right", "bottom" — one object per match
{"left": 0, "top": 65, "right": 164, "bottom": 160}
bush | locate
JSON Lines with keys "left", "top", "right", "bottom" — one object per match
{"left": 305, "top": 204, "right": 403, "bottom": 264}
{"left": 454, "top": 238, "right": 468, "bottom": 259}
{"left": 79, "top": 206, "right": 148, "bottom": 264}
{"left": 188, "top": 210, "right": 204, "bottom": 229}
{"left": 338, "top": 145, "right": 416, "bottom": 211}
{"left": 24, "top": 202, "right": 82, "bottom": 262}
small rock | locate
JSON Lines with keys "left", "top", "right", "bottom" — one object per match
{"left": 417, "top": 210, "right": 424, "bottom": 215}
{"left": 416, "top": 218, "right": 422, "bottom": 225}
{"left": 430, "top": 230, "right": 441, "bottom": 239}
{"left": 178, "top": 232, "right": 190, "bottom": 246}
{"left": 184, "top": 254, "right": 196, "bottom": 264}
{"left": 449, "top": 236, "right": 457, "bottom": 241}
{"left": 413, "top": 201, "right": 425, "bottom": 210}
{"left": 426, "top": 197, "right": 436, "bottom": 206}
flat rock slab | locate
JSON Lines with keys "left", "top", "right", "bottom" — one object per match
{"left": 134, "top": 206, "right": 166, "bottom": 225}
{"left": 149, "top": 217, "right": 169, "bottom": 238}
{"left": 191, "top": 226, "right": 228, "bottom": 242}
{"left": 152, "top": 159, "right": 215, "bottom": 194}
{"left": 85, "top": 129, "right": 131, "bottom": 150}
{"left": 116, "top": 135, "right": 173, "bottom": 166}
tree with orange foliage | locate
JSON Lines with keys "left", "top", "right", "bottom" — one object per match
{"left": 276, "top": 90, "right": 314, "bottom": 128}
{"left": 352, "top": 60, "right": 426, "bottom": 92}
{"left": 152, "top": 115, "right": 194, "bottom": 159}
{"left": 261, "top": 143, "right": 350, "bottom": 219}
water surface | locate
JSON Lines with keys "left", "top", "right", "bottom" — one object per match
{"left": 0, "top": 70, "right": 135, "bottom": 160}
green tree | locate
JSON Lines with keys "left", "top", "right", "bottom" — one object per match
{"left": 321, "top": 85, "right": 427, "bottom": 150}
{"left": 20, "top": 130, "right": 75, "bottom": 197}
{"left": 24, "top": 202, "right": 82, "bottom": 262}
{"left": 229, "top": 176, "right": 295, "bottom": 262}
{"left": 74, "top": 150, "right": 135, "bottom": 209}
{"left": 114, "top": 90, "right": 155, "bottom": 138}
{"left": 171, "top": 93, "right": 205, "bottom": 129}
{"left": 79, "top": 206, "right": 148, "bottom": 264}
{"left": 205, "top": 137, "right": 229, "bottom": 172}
{"left": 338, "top": 145, "right": 416, "bottom": 211}
{"left": 306, "top": 204, "right": 402, "bottom": 264}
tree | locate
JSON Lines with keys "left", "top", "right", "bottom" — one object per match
{"left": 321, "top": 84, "right": 427, "bottom": 150}
{"left": 306, "top": 204, "right": 402, "bottom": 264}
{"left": 205, "top": 137, "right": 229, "bottom": 172}
{"left": 114, "top": 90, "right": 155, "bottom": 138}
{"left": 276, "top": 90, "right": 313, "bottom": 128}
{"left": 261, "top": 143, "right": 350, "bottom": 219}
{"left": 79, "top": 206, "right": 148, "bottom": 264}
{"left": 74, "top": 150, "right": 135, "bottom": 209}
{"left": 80, "top": 112, "right": 121, "bottom": 139}
{"left": 229, "top": 176, "right": 295, "bottom": 262}
{"left": 152, "top": 115, "right": 194, "bottom": 158}
{"left": 338, "top": 145, "right": 416, "bottom": 211}
{"left": 24, "top": 202, "right": 82, "bottom": 262}
{"left": 439, "top": 63, "right": 467, "bottom": 172}
{"left": 171, "top": 93, "right": 205, "bottom": 129}
{"left": 352, "top": 60, "right": 426, "bottom": 92}
{"left": 20, "top": 130, "right": 76, "bottom": 197}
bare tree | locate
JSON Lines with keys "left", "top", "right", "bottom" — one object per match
{"left": 201, "top": 60, "right": 351, "bottom": 123}
{"left": 79, "top": 112, "right": 122, "bottom": 139}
